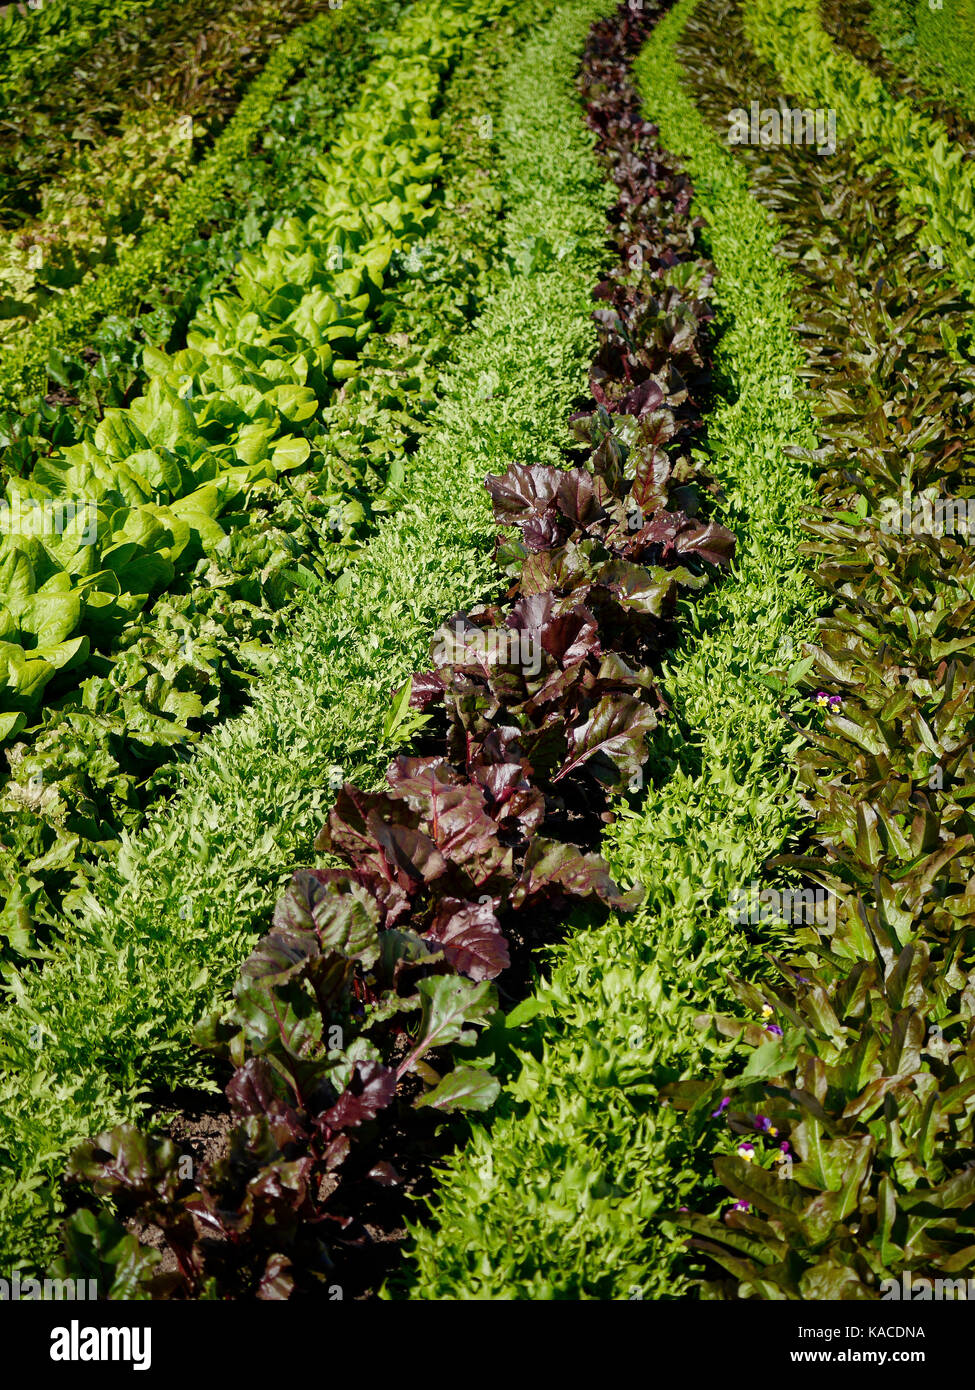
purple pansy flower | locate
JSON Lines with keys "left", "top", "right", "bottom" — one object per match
{"left": 814, "top": 690, "right": 843, "bottom": 712}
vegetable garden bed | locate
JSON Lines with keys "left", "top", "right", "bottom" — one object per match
{"left": 1, "top": 0, "right": 974, "bottom": 1324}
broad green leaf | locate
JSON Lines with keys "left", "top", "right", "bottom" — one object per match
{"left": 414, "top": 1065, "right": 500, "bottom": 1112}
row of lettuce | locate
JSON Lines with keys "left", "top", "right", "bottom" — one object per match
{"left": 0, "top": 0, "right": 612, "bottom": 1280}
{"left": 2, "top": 0, "right": 424, "bottom": 740}
{"left": 1, "top": 0, "right": 507, "bottom": 954}
{"left": 741, "top": 0, "right": 975, "bottom": 297}
{"left": 397, "top": 0, "right": 825, "bottom": 1299}
{"left": 591, "top": 0, "right": 975, "bottom": 1299}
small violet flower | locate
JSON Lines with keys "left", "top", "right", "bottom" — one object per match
{"left": 760, "top": 1003, "right": 784, "bottom": 1035}
{"left": 815, "top": 691, "right": 843, "bottom": 712}
{"left": 737, "top": 1142, "right": 756, "bottom": 1162}
{"left": 731, "top": 1200, "right": 751, "bottom": 1213}
{"left": 711, "top": 1096, "right": 731, "bottom": 1118}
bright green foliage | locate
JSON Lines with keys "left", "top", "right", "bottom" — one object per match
{"left": 0, "top": 0, "right": 468, "bottom": 741}
{"left": 394, "top": 0, "right": 822, "bottom": 1300}
{"left": 0, "top": 0, "right": 612, "bottom": 1276}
